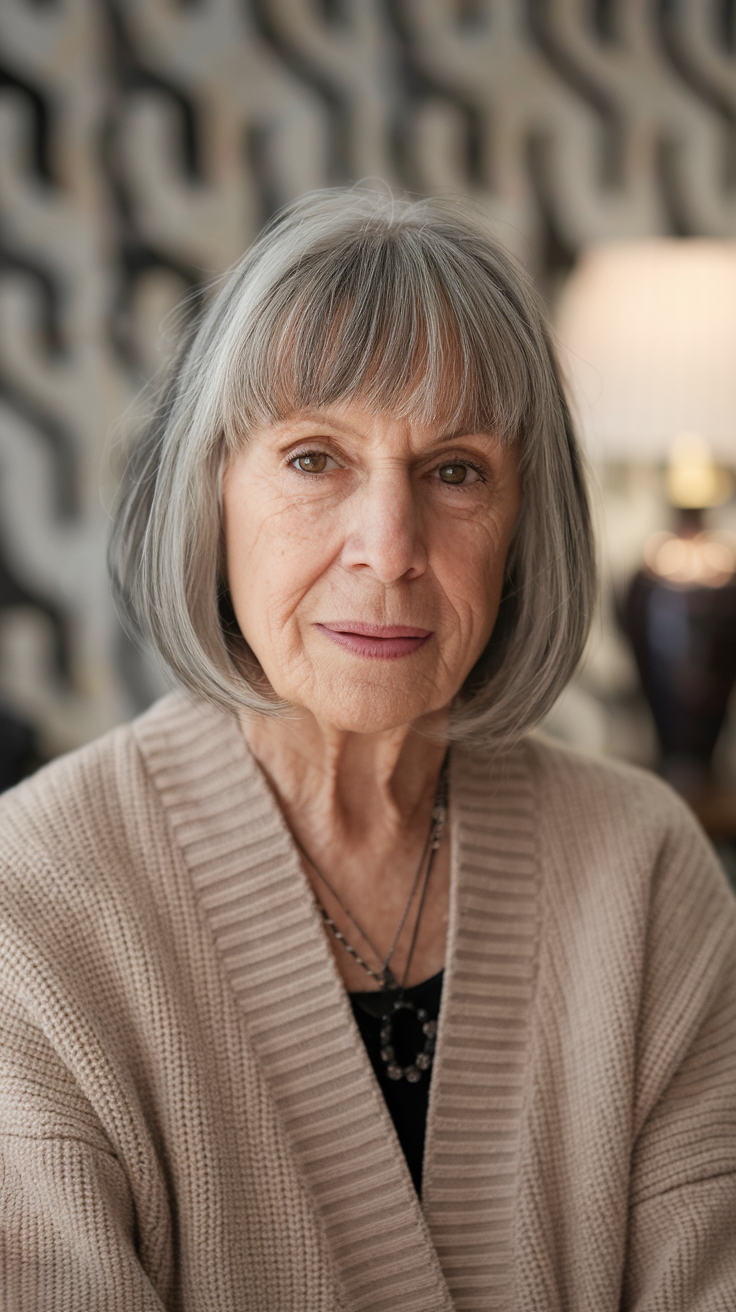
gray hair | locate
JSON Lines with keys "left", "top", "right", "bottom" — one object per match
{"left": 110, "top": 188, "right": 596, "bottom": 746}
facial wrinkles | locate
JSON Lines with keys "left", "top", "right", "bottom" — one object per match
{"left": 223, "top": 404, "right": 520, "bottom": 729}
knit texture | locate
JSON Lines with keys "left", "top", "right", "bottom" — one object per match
{"left": 0, "top": 692, "right": 735, "bottom": 1310}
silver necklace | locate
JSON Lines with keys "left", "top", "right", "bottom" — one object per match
{"left": 295, "top": 755, "right": 449, "bottom": 1083}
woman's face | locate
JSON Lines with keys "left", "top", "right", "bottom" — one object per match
{"left": 222, "top": 400, "right": 521, "bottom": 734}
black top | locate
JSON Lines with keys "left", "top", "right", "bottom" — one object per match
{"left": 349, "top": 971, "right": 444, "bottom": 1196}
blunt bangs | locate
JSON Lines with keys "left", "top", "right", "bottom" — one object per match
{"left": 109, "top": 188, "right": 596, "bottom": 745}
{"left": 219, "top": 226, "right": 530, "bottom": 447}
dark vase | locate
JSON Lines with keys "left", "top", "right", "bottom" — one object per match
{"left": 623, "top": 570, "right": 736, "bottom": 793}
{"left": 0, "top": 706, "right": 36, "bottom": 793}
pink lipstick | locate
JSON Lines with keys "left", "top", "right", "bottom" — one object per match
{"left": 315, "top": 622, "right": 432, "bottom": 660}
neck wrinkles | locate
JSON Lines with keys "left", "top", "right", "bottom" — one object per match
{"left": 239, "top": 707, "right": 448, "bottom": 850}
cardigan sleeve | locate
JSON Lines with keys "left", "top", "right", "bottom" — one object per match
{"left": 1, "top": 1134, "right": 168, "bottom": 1310}
{"left": 0, "top": 934, "right": 172, "bottom": 1309}
{"left": 622, "top": 809, "right": 736, "bottom": 1311}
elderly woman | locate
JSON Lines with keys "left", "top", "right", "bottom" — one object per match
{"left": 1, "top": 191, "right": 735, "bottom": 1311}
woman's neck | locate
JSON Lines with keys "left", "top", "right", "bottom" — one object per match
{"left": 240, "top": 707, "right": 448, "bottom": 853}
{"left": 239, "top": 707, "right": 452, "bottom": 992}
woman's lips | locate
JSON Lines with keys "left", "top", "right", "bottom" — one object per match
{"left": 315, "top": 622, "right": 432, "bottom": 660}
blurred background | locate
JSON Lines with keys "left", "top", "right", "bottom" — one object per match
{"left": 2, "top": 0, "right": 736, "bottom": 865}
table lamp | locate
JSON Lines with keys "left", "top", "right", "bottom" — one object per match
{"left": 556, "top": 240, "right": 736, "bottom": 801}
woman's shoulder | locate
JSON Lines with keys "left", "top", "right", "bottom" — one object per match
{"left": 2, "top": 695, "right": 157, "bottom": 833}
{"left": 0, "top": 720, "right": 134, "bottom": 854}
{"left": 531, "top": 728, "right": 730, "bottom": 861}
{"left": 522, "top": 732, "right": 736, "bottom": 935}
{"left": 457, "top": 731, "right": 735, "bottom": 928}
{"left": 524, "top": 731, "right": 693, "bottom": 833}
{"left": 0, "top": 693, "right": 241, "bottom": 1019}
{"left": 458, "top": 730, "right": 699, "bottom": 849}
{"left": 0, "top": 692, "right": 212, "bottom": 901}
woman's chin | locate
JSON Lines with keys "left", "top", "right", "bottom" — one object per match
{"left": 286, "top": 684, "right": 449, "bottom": 737}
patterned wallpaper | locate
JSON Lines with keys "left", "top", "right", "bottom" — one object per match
{"left": 1, "top": 0, "right": 735, "bottom": 759}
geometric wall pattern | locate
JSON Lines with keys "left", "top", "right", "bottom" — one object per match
{"left": 1, "top": 0, "right": 735, "bottom": 757}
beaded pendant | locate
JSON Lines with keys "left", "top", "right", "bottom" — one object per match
{"left": 379, "top": 994, "right": 438, "bottom": 1083}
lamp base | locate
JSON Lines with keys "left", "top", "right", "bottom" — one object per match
{"left": 623, "top": 566, "right": 736, "bottom": 797}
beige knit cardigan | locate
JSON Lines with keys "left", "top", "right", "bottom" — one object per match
{"left": 1, "top": 692, "right": 735, "bottom": 1311}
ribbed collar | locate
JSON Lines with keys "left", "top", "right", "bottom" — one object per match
{"left": 134, "top": 694, "right": 539, "bottom": 1312}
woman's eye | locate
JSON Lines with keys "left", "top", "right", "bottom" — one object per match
{"left": 292, "top": 452, "right": 333, "bottom": 474}
{"left": 437, "top": 462, "right": 476, "bottom": 485}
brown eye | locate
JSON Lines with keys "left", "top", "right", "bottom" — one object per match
{"left": 438, "top": 463, "right": 468, "bottom": 484}
{"left": 295, "top": 453, "right": 328, "bottom": 473}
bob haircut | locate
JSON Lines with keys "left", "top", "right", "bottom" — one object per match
{"left": 110, "top": 188, "right": 596, "bottom": 746}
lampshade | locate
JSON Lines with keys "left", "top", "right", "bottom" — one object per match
{"left": 555, "top": 240, "right": 736, "bottom": 463}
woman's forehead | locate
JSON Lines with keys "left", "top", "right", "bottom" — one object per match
{"left": 232, "top": 376, "right": 514, "bottom": 444}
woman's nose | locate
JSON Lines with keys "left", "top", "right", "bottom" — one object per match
{"left": 340, "top": 471, "right": 427, "bottom": 583}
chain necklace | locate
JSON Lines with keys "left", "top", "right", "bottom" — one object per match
{"left": 295, "top": 754, "right": 449, "bottom": 1084}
